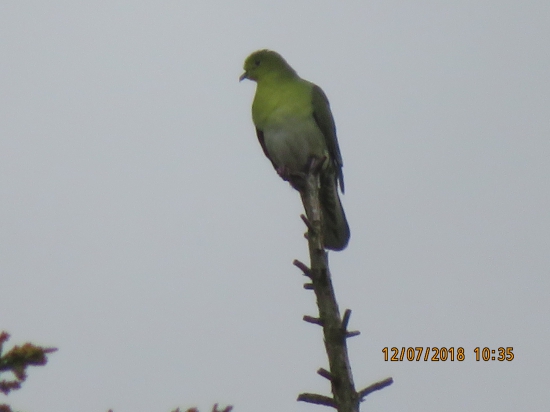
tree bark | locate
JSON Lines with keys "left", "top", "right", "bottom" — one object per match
{"left": 295, "top": 164, "right": 392, "bottom": 411}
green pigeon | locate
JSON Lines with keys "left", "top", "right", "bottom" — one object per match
{"left": 240, "top": 49, "right": 350, "bottom": 251}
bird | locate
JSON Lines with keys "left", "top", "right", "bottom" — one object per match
{"left": 240, "top": 49, "right": 350, "bottom": 251}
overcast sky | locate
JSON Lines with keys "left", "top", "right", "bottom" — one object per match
{"left": 1, "top": 1, "right": 549, "bottom": 411}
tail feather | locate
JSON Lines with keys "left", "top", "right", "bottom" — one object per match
{"left": 320, "top": 174, "right": 350, "bottom": 251}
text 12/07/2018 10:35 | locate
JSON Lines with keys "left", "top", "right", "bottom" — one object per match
{"left": 382, "top": 347, "right": 514, "bottom": 362}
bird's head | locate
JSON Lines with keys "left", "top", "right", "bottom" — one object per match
{"left": 239, "top": 49, "right": 297, "bottom": 82}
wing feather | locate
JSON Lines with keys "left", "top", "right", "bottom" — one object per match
{"left": 255, "top": 127, "right": 278, "bottom": 170}
{"left": 311, "top": 85, "right": 345, "bottom": 193}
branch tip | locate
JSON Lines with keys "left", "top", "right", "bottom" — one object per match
{"left": 300, "top": 214, "right": 314, "bottom": 231}
{"left": 303, "top": 283, "right": 314, "bottom": 290}
{"left": 303, "top": 315, "right": 324, "bottom": 326}
{"left": 293, "top": 259, "right": 311, "bottom": 277}
{"left": 358, "top": 377, "right": 394, "bottom": 401}
{"left": 346, "top": 330, "right": 361, "bottom": 338}
{"left": 297, "top": 393, "right": 336, "bottom": 408}
{"left": 342, "top": 309, "right": 352, "bottom": 329}
{"left": 317, "top": 368, "right": 334, "bottom": 381}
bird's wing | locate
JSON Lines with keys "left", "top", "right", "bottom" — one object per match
{"left": 311, "top": 84, "right": 345, "bottom": 193}
{"left": 255, "top": 127, "right": 278, "bottom": 170}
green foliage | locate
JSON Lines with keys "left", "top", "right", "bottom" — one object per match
{"left": 171, "top": 406, "right": 232, "bottom": 412}
{"left": 0, "top": 331, "right": 232, "bottom": 412}
{"left": 0, "top": 331, "right": 57, "bottom": 411}
{"left": 108, "top": 404, "right": 232, "bottom": 412}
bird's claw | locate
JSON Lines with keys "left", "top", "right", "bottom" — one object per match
{"left": 308, "top": 156, "right": 327, "bottom": 174}
{"left": 277, "top": 166, "right": 307, "bottom": 191}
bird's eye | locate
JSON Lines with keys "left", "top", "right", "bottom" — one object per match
{"left": 254, "top": 59, "right": 261, "bottom": 66}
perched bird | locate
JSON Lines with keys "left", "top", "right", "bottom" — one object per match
{"left": 240, "top": 50, "right": 350, "bottom": 251}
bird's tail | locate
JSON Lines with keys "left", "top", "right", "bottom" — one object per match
{"left": 320, "top": 174, "right": 350, "bottom": 251}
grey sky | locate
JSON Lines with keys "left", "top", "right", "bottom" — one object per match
{"left": 1, "top": 1, "right": 548, "bottom": 411}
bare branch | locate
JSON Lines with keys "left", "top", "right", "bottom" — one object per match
{"left": 303, "top": 316, "right": 324, "bottom": 326}
{"left": 293, "top": 259, "right": 312, "bottom": 278}
{"left": 358, "top": 377, "right": 394, "bottom": 401}
{"left": 300, "top": 214, "right": 314, "bottom": 232}
{"left": 341, "top": 309, "right": 352, "bottom": 331}
{"left": 297, "top": 159, "right": 392, "bottom": 411}
{"left": 317, "top": 368, "right": 335, "bottom": 382}
{"left": 297, "top": 393, "right": 336, "bottom": 408}
{"left": 299, "top": 166, "right": 358, "bottom": 412}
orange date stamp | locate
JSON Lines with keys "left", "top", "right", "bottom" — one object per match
{"left": 382, "top": 347, "right": 514, "bottom": 361}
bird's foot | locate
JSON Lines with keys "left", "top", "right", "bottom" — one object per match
{"left": 277, "top": 166, "right": 306, "bottom": 191}
{"left": 307, "top": 156, "right": 327, "bottom": 174}
{"left": 276, "top": 165, "right": 292, "bottom": 182}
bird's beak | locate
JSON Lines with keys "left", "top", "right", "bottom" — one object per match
{"left": 239, "top": 71, "right": 248, "bottom": 82}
